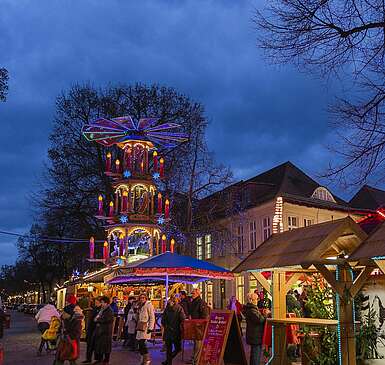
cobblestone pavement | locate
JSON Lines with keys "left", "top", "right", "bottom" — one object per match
{"left": 2, "top": 311, "right": 193, "bottom": 365}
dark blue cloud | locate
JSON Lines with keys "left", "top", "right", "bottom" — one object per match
{"left": 0, "top": 0, "right": 371, "bottom": 265}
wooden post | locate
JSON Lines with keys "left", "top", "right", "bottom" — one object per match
{"left": 271, "top": 271, "right": 288, "bottom": 365}
{"left": 337, "top": 264, "right": 356, "bottom": 365}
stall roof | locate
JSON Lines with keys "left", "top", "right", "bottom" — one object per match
{"left": 105, "top": 252, "right": 233, "bottom": 284}
{"left": 349, "top": 222, "right": 385, "bottom": 260}
{"left": 233, "top": 217, "right": 367, "bottom": 273}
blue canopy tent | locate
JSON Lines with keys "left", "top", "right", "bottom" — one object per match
{"left": 104, "top": 252, "right": 233, "bottom": 299}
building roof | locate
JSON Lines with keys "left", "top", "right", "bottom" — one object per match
{"left": 195, "top": 162, "right": 365, "bottom": 226}
{"left": 350, "top": 185, "right": 385, "bottom": 210}
{"left": 350, "top": 222, "right": 385, "bottom": 260}
{"left": 233, "top": 217, "right": 367, "bottom": 272}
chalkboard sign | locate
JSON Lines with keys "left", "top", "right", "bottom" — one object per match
{"left": 198, "top": 310, "right": 247, "bottom": 365}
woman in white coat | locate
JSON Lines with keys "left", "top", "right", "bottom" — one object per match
{"left": 136, "top": 293, "right": 155, "bottom": 365}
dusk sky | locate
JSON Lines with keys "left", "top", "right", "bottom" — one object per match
{"left": 0, "top": 0, "right": 375, "bottom": 265}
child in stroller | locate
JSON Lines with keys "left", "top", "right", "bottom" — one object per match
{"left": 39, "top": 316, "right": 61, "bottom": 353}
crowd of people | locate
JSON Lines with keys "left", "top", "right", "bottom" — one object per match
{"left": 30, "top": 286, "right": 307, "bottom": 365}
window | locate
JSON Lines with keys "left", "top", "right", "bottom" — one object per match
{"left": 304, "top": 218, "right": 314, "bottom": 227}
{"left": 249, "top": 221, "right": 257, "bottom": 250}
{"left": 288, "top": 216, "right": 298, "bottom": 230}
{"left": 237, "top": 224, "right": 244, "bottom": 253}
{"left": 236, "top": 276, "right": 245, "bottom": 304}
{"left": 206, "top": 281, "right": 213, "bottom": 308}
{"left": 205, "top": 234, "right": 212, "bottom": 259}
{"left": 262, "top": 217, "right": 271, "bottom": 240}
{"left": 196, "top": 236, "right": 203, "bottom": 259}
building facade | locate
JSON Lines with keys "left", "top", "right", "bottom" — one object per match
{"left": 192, "top": 161, "right": 377, "bottom": 308}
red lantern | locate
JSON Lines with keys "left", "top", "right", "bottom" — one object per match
{"left": 153, "top": 151, "right": 158, "bottom": 172}
{"left": 89, "top": 237, "right": 95, "bottom": 259}
{"left": 109, "top": 201, "right": 114, "bottom": 217}
{"left": 106, "top": 152, "right": 111, "bottom": 172}
{"left": 159, "top": 157, "right": 164, "bottom": 178}
{"left": 161, "top": 234, "right": 167, "bottom": 253}
{"left": 170, "top": 238, "right": 175, "bottom": 253}
{"left": 103, "top": 241, "right": 109, "bottom": 260}
{"left": 157, "top": 193, "right": 163, "bottom": 214}
{"left": 165, "top": 199, "right": 170, "bottom": 219}
{"left": 98, "top": 195, "right": 103, "bottom": 215}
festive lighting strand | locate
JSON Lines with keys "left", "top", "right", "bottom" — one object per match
{"left": 0, "top": 230, "right": 105, "bottom": 243}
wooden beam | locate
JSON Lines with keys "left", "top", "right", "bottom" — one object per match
{"left": 375, "top": 259, "right": 385, "bottom": 275}
{"left": 350, "top": 266, "right": 374, "bottom": 298}
{"left": 284, "top": 273, "right": 301, "bottom": 294}
{"left": 314, "top": 263, "right": 344, "bottom": 298}
{"left": 250, "top": 272, "right": 271, "bottom": 294}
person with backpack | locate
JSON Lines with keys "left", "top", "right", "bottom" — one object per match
{"left": 161, "top": 295, "right": 186, "bottom": 365}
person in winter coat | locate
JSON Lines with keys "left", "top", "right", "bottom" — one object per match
{"left": 136, "top": 293, "right": 155, "bottom": 365}
{"left": 123, "top": 296, "right": 135, "bottom": 347}
{"left": 93, "top": 296, "right": 114, "bottom": 365}
{"left": 178, "top": 291, "right": 190, "bottom": 317}
{"left": 243, "top": 292, "right": 269, "bottom": 365}
{"left": 54, "top": 303, "right": 84, "bottom": 365}
{"left": 161, "top": 295, "right": 186, "bottom": 365}
{"left": 124, "top": 300, "right": 138, "bottom": 350}
{"left": 36, "top": 302, "right": 60, "bottom": 333}
{"left": 82, "top": 297, "right": 101, "bottom": 364}
{"left": 189, "top": 288, "right": 209, "bottom": 365}
{"left": 35, "top": 301, "right": 61, "bottom": 354}
{"left": 0, "top": 305, "right": 6, "bottom": 340}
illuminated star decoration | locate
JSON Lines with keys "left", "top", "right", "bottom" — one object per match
{"left": 157, "top": 216, "right": 165, "bottom": 225}
{"left": 123, "top": 170, "right": 131, "bottom": 178}
{"left": 120, "top": 215, "right": 128, "bottom": 224}
{"left": 152, "top": 172, "right": 160, "bottom": 180}
{"left": 82, "top": 116, "right": 189, "bottom": 148}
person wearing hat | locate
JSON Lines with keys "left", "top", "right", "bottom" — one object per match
{"left": 54, "top": 302, "right": 84, "bottom": 365}
{"left": 161, "top": 294, "right": 186, "bottom": 365}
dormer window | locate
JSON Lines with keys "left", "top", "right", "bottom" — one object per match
{"left": 311, "top": 187, "right": 336, "bottom": 203}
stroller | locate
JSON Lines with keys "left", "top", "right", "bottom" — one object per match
{"left": 39, "top": 316, "right": 61, "bottom": 353}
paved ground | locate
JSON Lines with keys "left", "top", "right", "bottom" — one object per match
{"left": 2, "top": 311, "right": 193, "bottom": 365}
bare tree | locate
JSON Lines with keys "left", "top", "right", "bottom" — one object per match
{"left": 0, "top": 68, "right": 8, "bottom": 102}
{"left": 254, "top": 0, "right": 385, "bottom": 186}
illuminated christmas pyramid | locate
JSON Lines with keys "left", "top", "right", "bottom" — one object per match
{"left": 82, "top": 116, "right": 188, "bottom": 265}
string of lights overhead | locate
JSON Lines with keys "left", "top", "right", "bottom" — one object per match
{"left": 0, "top": 230, "right": 104, "bottom": 243}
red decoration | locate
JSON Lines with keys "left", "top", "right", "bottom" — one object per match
{"left": 122, "top": 191, "right": 128, "bottom": 212}
{"left": 89, "top": 237, "right": 95, "bottom": 259}
{"left": 103, "top": 241, "right": 108, "bottom": 260}
{"left": 170, "top": 238, "right": 175, "bottom": 253}
{"left": 157, "top": 193, "right": 163, "bottom": 214}
{"left": 161, "top": 234, "right": 167, "bottom": 253}
{"left": 159, "top": 157, "right": 164, "bottom": 178}
{"left": 98, "top": 195, "right": 103, "bottom": 215}
{"left": 109, "top": 201, "right": 114, "bottom": 217}
{"left": 106, "top": 152, "right": 111, "bottom": 172}
{"left": 115, "top": 159, "right": 121, "bottom": 173}
{"left": 153, "top": 151, "right": 158, "bottom": 172}
{"left": 165, "top": 199, "right": 170, "bottom": 219}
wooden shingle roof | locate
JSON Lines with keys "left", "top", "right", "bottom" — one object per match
{"left": 233, "top": 217, "right": 367, "bottom": 272}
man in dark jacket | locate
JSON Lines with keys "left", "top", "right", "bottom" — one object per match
{"left": 161, "top": 295, "right": 186, "bottom": 365}
{"left": 190, "top": 289, "right": 209, "bottom": 365}
{"left": 179, "top": 291, "right": 190, "bottom": 318}
{"left": 94, "top": 296, "right": 114, "bottom": 365}
{"left": 82, "top": 297, "right": 101, "bottom": 364}
{"left": 243, "top": 292, "right": 269, "bottom": 365}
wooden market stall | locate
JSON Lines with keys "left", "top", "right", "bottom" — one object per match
{"left": 233, "top": 217, "right": 383, "bottom": 365}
